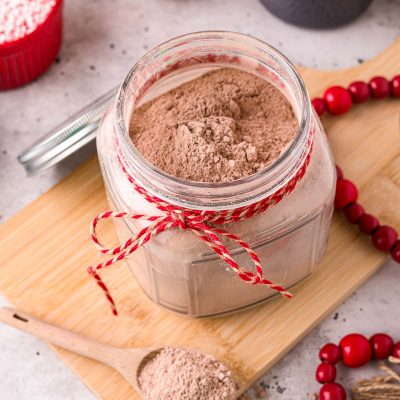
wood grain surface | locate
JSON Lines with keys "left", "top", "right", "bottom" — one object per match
{"left": 0, "top": 40, "right": 399, "bottom": 399}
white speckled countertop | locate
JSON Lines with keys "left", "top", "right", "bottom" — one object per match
{"left": 0, "top": 1, "right": 399, "bottom": 399}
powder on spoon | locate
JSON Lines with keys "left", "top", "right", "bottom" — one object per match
{"left": 138, "top": 347, "right": 237, "bottom": 400}
{"left": 130, "top": 67, "right": 298, "bottom": 183}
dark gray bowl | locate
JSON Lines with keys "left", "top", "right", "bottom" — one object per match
{"left": 260, "top": 0, "right": 374, "bottom": 29}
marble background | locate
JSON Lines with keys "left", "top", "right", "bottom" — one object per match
{"left": 0, "top": 0, "right": 399, "bottom": 399}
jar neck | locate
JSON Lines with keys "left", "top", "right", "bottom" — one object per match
{"left": 114, "top": 31, "right": 313, "bottom": 211}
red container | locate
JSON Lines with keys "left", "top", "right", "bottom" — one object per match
{"left": 0, "top": 0, "right": 63, "bottom": 90}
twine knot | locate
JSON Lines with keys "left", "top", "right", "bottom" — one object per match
{"left": 170, "top": 211, "right": 188, "bottom": 230}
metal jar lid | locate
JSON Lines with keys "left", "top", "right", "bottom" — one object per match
{"left": 18, "top": 87, "right": 117, "bottom": 175}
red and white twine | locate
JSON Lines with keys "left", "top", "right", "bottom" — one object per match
{"left": 88, "top": 127, "right": 314, "bottom": 315}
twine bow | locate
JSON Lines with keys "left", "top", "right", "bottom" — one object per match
{"left": 88, "top": 136, "right": 313, "bottom": 315}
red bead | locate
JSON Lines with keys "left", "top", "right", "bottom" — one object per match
{"left": 339, "top": 333, "right": 372, "bottom": 368}
{"left": 348, "top": 81, "right": 370, "bottom": 103}
{"left": 371, "top": 226, "right": 398, "bottom": 252}
{"left": 391, "top": 241, "right": 400, "bottom": 263}
{"left": 393, "top": 342, "right": 400, "bottom": 358}
{"left": 312, "top": 98, "right": 327, "bottom": 116}
{"left": 369, "top": 76, "right": 390, "bottom": 99}
{"left": 334, "top": 179, "right": 358, "bottom": 210}
{"left": 370, "top": 333, "right": 394, "bottom": 359}
{"left": 335, "top": 165, "right": 343, "bottom": 180}
{"left": 319, "top": 383, "right": 347, "bottom": 400}
{"left": 391, "top": 75, "right": 400, "bottom": 97}
{"left": 324, "top": 86, "right": 353, "bottom": 115}
{"left": 319, "top": 343, "right": 342, "bottom": 365}
{"left": 358, "top": 214, "right": 380, "bottom": 235}
{"left": 344, "top": 203, "right": 365, "bottom": 224}
{"left": 316, "top": 363, "right": 336, "bottom": 383}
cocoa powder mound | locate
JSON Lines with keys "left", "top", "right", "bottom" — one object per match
{"left": 138, "top": 347, "right": 237, "bottom": 400}
{"left": 130, "top": 67, "right": 298, "bottom": 183}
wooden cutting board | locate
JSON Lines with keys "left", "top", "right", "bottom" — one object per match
{"left": 1, "top": 40, "right": 400, "bottom": 399}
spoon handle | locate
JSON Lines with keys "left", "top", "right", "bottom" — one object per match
{"left": 0, "top": 307, "right": 118, "bottom": 366}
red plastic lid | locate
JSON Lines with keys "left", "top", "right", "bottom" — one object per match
{"left": 0, "top": 0, "right": 63, "bottom": 90}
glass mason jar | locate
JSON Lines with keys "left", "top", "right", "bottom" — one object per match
{"left": 97, "top": 31, "right": 336, "bottom": 317}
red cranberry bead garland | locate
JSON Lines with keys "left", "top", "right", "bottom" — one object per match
{"left": 319, "top": 343, "right": 342, "bottom": 365}
{"left": 391, "top": 75, "right": 400, "bottom": 97}
{"left": 393, "top": 342, "right": 400, "bottom": 358}
{"left": 369, "top": 76, "right": 390, "bottom": 99}
{"left": 370, "top": 333, "right": 394, "bottom": 359}
{"left": 311, "top": 75, "right": 400, "bottom": 263}
{"left": 392, "top": 241, "right": 400, "bottom": 263}
{"left": 316, "top": 333, "right": 400, "bottom": 399}
{"left": 344, "top": 203, "right": 364, "bottom": 224}
{"left": 358, "top": 214, "right": 379, "bottom": 235}
{"left": 320, "top": 383, "right": 347, "bottom": 400}
{"left": 334, "top": 179, "right": 357, "bottom": 210}
{"left": 313, "top": 78, "right": 399, "bottom": 398}
{"left": 348, "top": 81, "right": 370, "bottom": 103}
{"left": 371, "top": 226, "right": 398, "bottom": 252}
{"left": 312, "top": 98, "right": 327, "bottom": 116}
{"left": 339, "top": 334, "right": 371, "bottom": 368}
{"left": 335, "top": 166, "right": 343, "bottom": 180}
{"left": 316, "top": 363, "right": 336, "bottom": 383}
{"left": 323, "top": 86, "right": 352, "bottom": 115}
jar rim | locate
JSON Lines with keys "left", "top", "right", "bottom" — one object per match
{"left": 114, "top": 31, "right": 312, "bottom": 210}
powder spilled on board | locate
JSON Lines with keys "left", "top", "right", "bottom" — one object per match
{"left": 130, "top": 67, "right": 298, "bottom": 183}
{"left": 138, "top": 347, "right": 237, "bottom": 400}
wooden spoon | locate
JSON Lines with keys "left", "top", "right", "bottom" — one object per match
{"left": 0, "top": 307, "right": 160, "bottom": 397}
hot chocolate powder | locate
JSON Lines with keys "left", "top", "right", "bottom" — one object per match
{"left": 138, "top": 347, "right": 236, "bottom": 400}
{"left": 130, "top": 68, "right": 298, "bottom": 183}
